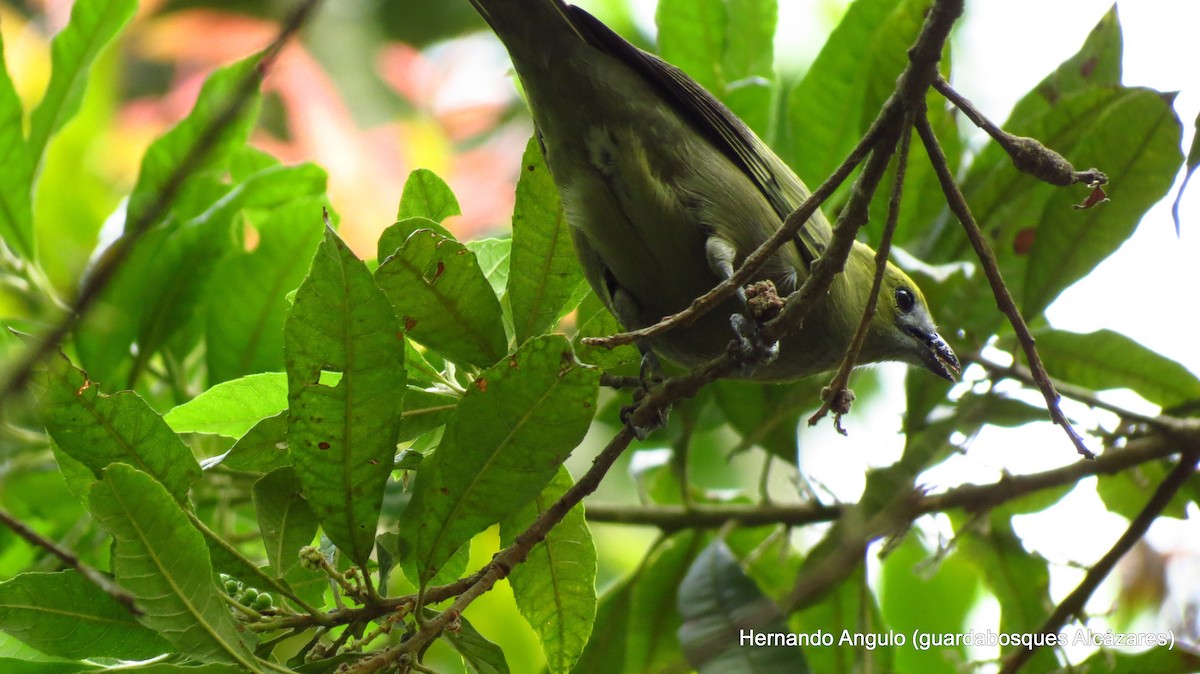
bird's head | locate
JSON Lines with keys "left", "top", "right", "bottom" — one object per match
{"left": 863, "top": 264, "right": 960, "bottom": 382}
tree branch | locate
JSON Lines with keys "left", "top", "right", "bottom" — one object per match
{"left": 584, "top": 422, "right": 1196, "bottom": 531}
{"left": 915, "top": 115, "right": 1095, "bottom": 459}
{"left": 998, "top": 444, "right": 1200, "bottom": 674}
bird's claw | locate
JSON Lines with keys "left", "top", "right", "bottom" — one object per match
{"left": 730, "top": 313, "right": 779, "bottom": 375}
{"left": 621, "top": 350, "right": 670, "bottom": 439}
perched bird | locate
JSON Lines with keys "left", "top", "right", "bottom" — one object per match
{"left": 467, "top": 0, "right": 959, "bottom": 382}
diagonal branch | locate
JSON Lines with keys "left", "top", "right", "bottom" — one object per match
{"left": 915, "top": 115, "right": 1095, "bottom": 460}
{"left": 808, "top": 115, "right": 914, "bottom": 431}
{"left": 998, "top": 444, "right": 1200, "bottom": 674}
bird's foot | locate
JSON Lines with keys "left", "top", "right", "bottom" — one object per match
{"left": 729, "top": 313, "right": 779, "bottom": 376}
{"left": 620, "top": 351, "right": 670, "bottom": 439}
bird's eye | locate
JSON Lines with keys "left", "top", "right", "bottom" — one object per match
{"left": 896, "top": 288, "right": 915, "bottom": 313}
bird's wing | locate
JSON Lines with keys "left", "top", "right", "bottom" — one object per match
{"left": 563, "top": 4, "right": 830, "bottom": 268}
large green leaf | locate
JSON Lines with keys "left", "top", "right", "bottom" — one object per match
{"left": 625, "top": 531, "right": 705, "bottom": 673}
{"left": 124, "top": 55, "right": 261, "bottom": 231}
{"left": 499, "top": 467, "right": 596, "bottom": 674}
{"left": 401, "top": 335, "right": 598, "bottom": 583}
{"left": 656, "top": 0, "right": 776, "bottom": 135}
{"left": 0, "top": 32, "right": 33, "bottom": 259}
{"left": 569, "top": 573, "right": 636, "bottom": 674}
{"left": 219, "top": 412, "right": 290, "bottom": 474}
{"left": 779, "top": 0, "right": 910, "bottom": 187}
{"left": 26, "top": 0, "right": 136, "bottom": 166}
{"left": 165, "top": 372, "right": 288, "bottom": 438}
{"left": 678, "top": 539, "right": 804, "bottom": 674}
{"left": 398, "top": 386, "right": 458, "bottom": 442}
{"left": 507, "top": 137, "right": 585, "bottom": 344}
{"left": 928, "top": 12, "right": 1181, "bottom": 335}
{"left": 205, "top": 189, "right": 327, "bottom": 384}
{"left": 1021, "top": 89, "right": 1181, "bottom": 316}
{"left": 284, "top": 227, "right": 406, "bottom": 567}
{"left": 879, "top": 534, "right": 979, "bottom": 674}
{"left": 0, "top": 570, "right": 170, "bottom": 660}
{"left": 375, "top": 228, "right": 508, "bottom": 369}
{"left": 252, "top": 467, "right": 318, "bottom": 578}
{"left": 37, "top": 351, "right": 200, "bottom": 504}
{"left": 1035, "top": 329, "right": 1200, "bottom": 410}
{"left": 88, "top": 465, "right": 262, "bottom": 670}
{"left": 956, "top": 511, "right": 1056, "bottom": 673}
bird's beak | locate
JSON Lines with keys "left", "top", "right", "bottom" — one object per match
{"left": 903, "top": 324, "right": 960, "bottom": 382}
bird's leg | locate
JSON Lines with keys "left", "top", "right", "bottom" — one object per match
{"left": 610, "top": 285, "right": 671, "bottom": 439}
{"left": 705, "top": 236, "right": 780, "bottom": 375}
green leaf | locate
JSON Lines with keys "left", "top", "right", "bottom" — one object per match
{"left": 88, "top": 465, "right": 262, "bottom": 670}
{"left": 569, "top": 575, "right": 636, "bottom": 674}
{"left": 625, "top": 531, "right": 705, "bottom": 673}
{"left": 438, "top": 612, "right": 510, "bottom": 674}
{"left": 656, "top": 0, "right": 726, "bottom": 93}
{"left": 572, "top": 290, "right": 640, "bottom": 370}
{"left": 37, "top": 351, "right": 200, "bottom": 503}
{"left": 397, "top": 168, "right": 461, "bottom": 223}
{"left": 713, "top": 380, "right": 820, "bottom": 463}
{"left": 205, "top": 192, "right": 327, "bottom": 384}
{"left": 377, "top": 216, "right": 454, "bottom": 264}
{"left": 499, "top": 467, "right": 596, "bottom": 674}
{"left": 81, "top": 162, "right": 323, "bottom": 387}
{"left": 1021, "top": 89, "right": 1181, "bottom": 316}
{"left": 26, "top": 0, "right": 136, "bottom": 166}
{"left": 1003, "top": 7, "right": 1123, "bottom": 132}
{"left": 0, "top": 32, "right": 33, "bottom": 259}
{"left": 125, "top": 55, "right": 261, "bottom": 231}
{"left": 0, "top": 570, "right": 170, "bottom": 660}
{"left": 402, "top": 335, "right": 598, "bottom": 583}
{"left": 285, "top": 227, "right": 406, "bottom": 567}
{"left": 466, "top": 237, "right": 512, "bottom": 298}
{"left": 165, "top": 372, "right": 288, "bottom": 438}
{"left": 1035, "top": 329, "right": 1200, "bottom": 409}
{"left": 1097, "top": 459, "right": 1194, "bottom": 520}
{"left": 956, "top": 511, "right": 1056, "bottom": 673}
{"left": 220, "top": 412, "right": 290, "bottom": 473}
{"left": 677, "top": 539, "right": 804, "bottom": 674}
{"left": 656, "top": 0, "right": 776, "bottom": 134}
{"left": 779, "top": 0, "right": 912, "bottom": 187}
{"left": 880, "top": 534, "right": 979, "bottom": 674}
{"left": 376, "top": 228, "right": 508, "bottom": 369}
{"left": 252, "top": 467, "right": 318, "bottom": 578}
{"left": 507, "top": 137, "right": 585, "bottom": 344}
{"left": 398, "top": 386, "right": 458, "bottom": 442}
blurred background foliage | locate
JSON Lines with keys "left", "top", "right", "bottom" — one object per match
{"left": 0, "top": 0, "right": 1198, "bottom": 672}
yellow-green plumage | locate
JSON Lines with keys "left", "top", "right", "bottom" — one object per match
{"left": 467, "top": 0, "right": 958, "bottom": 382}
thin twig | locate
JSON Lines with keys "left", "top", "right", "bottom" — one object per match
{"left": 915, "top": 115, "right": 1095, "bottom": 460}
{"left": 808, "top": 116, "right": 914, "bottom": 431}
{"left": 998, "top": 445, "right": 1200, "bottom": 674}
{"left": 933, "top": 77, "right": 1107, "bottom": 188}
{"left": 0, "top": 506, "right": 140, "bottom": 615}
{"left": 0, "top": 0, "right": 324, "bottom": 407}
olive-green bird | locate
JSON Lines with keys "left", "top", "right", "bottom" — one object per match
{"left": 467, "top": 0, "right": 959, "bottom": 382}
